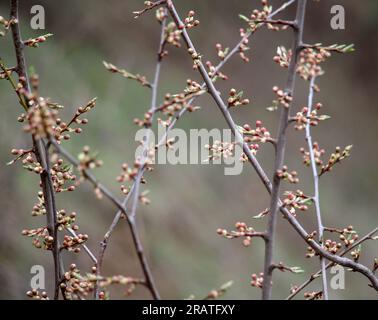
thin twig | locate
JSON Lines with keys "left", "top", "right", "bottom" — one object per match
{"left": 305, "top": 76, "right": 328, "bottom": 299}
{"left": 262, "top": 0, "right": 306, "bottom": 300}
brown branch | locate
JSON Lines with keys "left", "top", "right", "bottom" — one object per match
{"left": 165, "top": 0, "right": 378, "bottom": 293}
{"left": 287, "top": 227, "right": 378, "bottom": 299}
{"left": 9, "top": 0, "right": 64, "bottom": 300}
{"left": 262, "top": 0, "right": 306, "bottom": 300}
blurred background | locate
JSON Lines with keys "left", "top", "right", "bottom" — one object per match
{"left": 0, "top": 0, "right": 377, "bottom": 299}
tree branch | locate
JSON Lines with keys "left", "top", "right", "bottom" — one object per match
{"left": 254, "top": 19, "right": 298, "bottom": 29}
{"left": 9, "top": 0, "right": 64, "bottom": 300}
{"left": 262, "top": 0, "right": 307, "bottom": 300}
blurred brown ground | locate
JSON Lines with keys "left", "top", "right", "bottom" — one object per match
{"left": 0, "top": 0, "right": 377, "bottom": 299}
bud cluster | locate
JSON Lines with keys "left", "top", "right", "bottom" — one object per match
{"left": 215, "top": 43, "right": 229, "bottom": 61}
{"left": 297, "top": 44, "right": 354, "bottom": 81}
{"left": 53, "top": 97, "right": 96, "bottom": 142}
{"left": 205, "top": 141, "right": 236, "bottom": 162}
{"left": 117, "top": 162, "right": 142, "bottom": 184}
{"left": 26, "top": 289, "right": 49, "bottom": 300}
{"left": 293, "top": 103, "right": 330, "bottom": 130}
{"left": 187, "top": 48, "right": 202, "bottom": 70}
{"left": 51, "top": 158, "right": 77, "bottom": 193}
{"left": 241, "top": 121, "right": 272, "bottom": 144}
{"left": 273, "top": 46, "right": 291, "bottom": 68}
{"left": 184, "top": 11, "right": 199, "bottom": 29}
{"left": 61, "top": 264, "right": 96, "bottom": 300}
{"left": 8, "top": 148, "right": 34, "bottom": 166}
{"left": 240, "top": 1, "right": 272, "bottom": 29}
{"left": 320, "top": 145, "right": 353, "bottom": 176}
{"left": 277, "top": 166, "right": 299, "bottom": 184}
{"left": 206, "top": 60, "right": 228, "bottom": 80}
{"left": 77, "top": 145, "right": 103, "bottom": 171}
{"left": 282, "top": 190, "right": 312, "bottom": 215}
{"left": 154, "top": 79, "right": 204, "bottom": 117}
{"left": 62, "top": 233, "right": 88, "bottom": 253}
{"left": 61, "top": 264, "right": 145, "bottom": 300}
{"left": 0, "top": 15, "right": 17, "bottom": 36}
{"left": 165, "top": 22, "right": 182, "bottom": 48}
{"left": 251, "top": 273, "right": 264, "bottom": 289}
{"left": 238, "top": 28, "right": 250, "bottom": 63}
{"left": 217, "top": 222, "right": 263, "bottom": 247}
{"left": 57, "top": 210, "right": 78, "bottom": 231}
{"left": 300, "top": 142, "right": 325, "bottom": 167}
{"left": 22, "top": 227, "right": 53, "bottom": 250}
{"left": 24, "top": 97, "right": 59, "bottom": 140}
{"left": 228, "top": 88, "right": 250, "bottom": 108}
{"left": 325, "top": 225, "right": 359, "bottom": 247}
{"left": 31, "top": 191, "right": 46, "bottom": 216}
{"left": 117, "top": 158, "right": 153, "bottom": 196}
{"left": 17, "top": 151, "right": 43, "bottom": 175}
{"left": 272, "top": 86, "right": 292, "bottom": 108}
{"left": 304, "top": 291, "right": 323, "bottom": 300}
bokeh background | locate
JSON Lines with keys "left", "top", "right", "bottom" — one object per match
{"left": 0, "top": 0, "right": 377, "bottom": 299}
